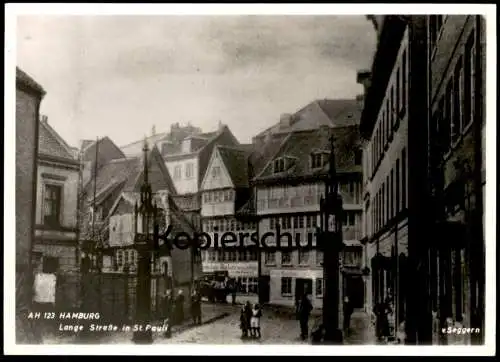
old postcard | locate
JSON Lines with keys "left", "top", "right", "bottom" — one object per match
{"left": 4, "top": 3, "right": 496, "bottom": 356}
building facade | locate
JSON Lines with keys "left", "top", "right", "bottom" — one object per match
{"left": 427, "top": 15, "right": 486, "bottom": 345}
{"left": 33, "top": 116, "right": 81, "bottom": 308}
{"left": 254, "top": 125, "right": 364, "bottom": 309}
{"left": 200, "top": 145, "right": 259, "bottom": 302}
{"left": 15, "top": 67, "right": 45, "bottom": 343}
{"left": 360, "top": 15, "right": 486, "bottom": 345}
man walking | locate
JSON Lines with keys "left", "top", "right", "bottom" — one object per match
{"left": 343, "top": 295, "right": 354, "bottom": 334}
{"left": 174, "top": 289, "right": 185, "bottom": 325}
{"left": 298, "top": 293, "right": 313, "bottom": 340}
{"left": 161, "top": 289, "right": 173, "bottom": 338}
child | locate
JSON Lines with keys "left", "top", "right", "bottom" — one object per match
{"left": 240, "top": 305, "right": 249, "bottom": 339}
{"left": 250, "top": 303, "right": 262, "bottom": 339}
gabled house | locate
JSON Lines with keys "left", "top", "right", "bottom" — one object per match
{"left": 79, "top": 139, "right": 201, "bottom": 317}
{"left": 33, "top": 116, "right": 81, "bottom": 308}
{"left": 253, "top": 123, "right": 364, "bottom": 309}
{"left": 199, "top": 144, "right": 259, "bottom": 301}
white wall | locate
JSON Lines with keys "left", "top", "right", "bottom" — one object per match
{"left": 166, "top": 157, "right": 198, "bottom": 195}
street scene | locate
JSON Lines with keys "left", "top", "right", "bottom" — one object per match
{"left": 11, "top": 8, "right": 490, "bottom": 352}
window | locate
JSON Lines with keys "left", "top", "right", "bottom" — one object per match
{"left": 445, "top": 80, "right": 454, "bottom": 150}
{"left": 396, "top": 158, "right": 400, "bottom": 213}
{"left": 211, "top": 166, "right": 221, "bottom": 179}
{"left": 293, "top": 215, "right": 304, "bottom": 229}
{"left": 185, "top": 163, "right": 194, "bottom": 178}
{"left": 381, "top": 182, "right": 385, "bottom": 225}
{"left": 355, "top": 149, "right": 362, "bottom": 165}
{"left": 274, "top": 158, "right": 285, "bottom": 173}
{"left": 281, "top": 277, "right": 292, "bottom": 296}
{"left": 396, "top": 67, "right": 401, "bottom": 116}
{"left": 451, "top": 57, "right": 463, "bottom": 145}
{"left": 316, "top": 250, "right": 324, "bottom": 266}
{"left": 402, "top": 50, "right": 407, "bottom": 116}
{"left": 248, "top": 277, "right": 258, "bottom": 294}
{"left": 386, "top": 175, "right": 390, "bottom": 222}
{"left": 248, "top": 249, "right": 258, "bottom": 261}
{"left": 42, "top": 256, "right": 59, "bottom": 274}
{"left": 437, "top": 96, "right": 450, "bottom": 154}
{"left": 281, "top": 251, "right": 292, "bottom": 265}
{"left": 402, "top": 148, "right": 407, "bottom": 209}
{"left": 270, "top": 217, "right": 276, "bottom": 230}
{"left": 463, "top": 31, "right": 475, "bottom": 131}
{"left": 316, "top": 278, "right": 324, "bottom": 297}
{"left": 390, "top": 169, "right": 394, "bottom": 219}
{"left": 298, "top": 250, "right": 310, "bottom": 265}
{"left": 44, "top": 184, "right": 62, "bottom": 227}
{"left": 282, "top": 216, "right": 292, "bottom": 229}
{"left": 343, "top": 247, "right": 362, "bottom": 267}
{"left": 174, "top": 165, "right": 182, "bottom": 180}
{"left": 265, "top": 251, "right": 276, "bottom": 265}
{"left": 311, "top": 153, "right": 323, "bottom": 169}
{"left": 389, "top": 86, "right": 394, "bottom": 138}
{"left": 208, "top": 250, "right": 217, "bottom": 262}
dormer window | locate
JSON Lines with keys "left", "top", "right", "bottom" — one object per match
{"left": 310, "top": 152, "right": 328, "bottom": 169}
{"left": 274, "top": 158, "right": 286, "bottom": 173}
{"left": 212, "top": 166, "right": 221, "bottom": 179}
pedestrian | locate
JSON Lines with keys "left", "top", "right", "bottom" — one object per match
{"left": 250, "top": 303, "right": 262, "bottom": 339}
{"left": 174, "top": 289, "right": 185, "bottom": 326}
{"left": 297, "top": 293, "right": 313, "bottom": 340}
{"left": 240, "top": 305, "right": 249, "bottom": 339}
{"left": 231, "top": 278, "right": 237, "bottom": 305}
{"left": 161, "top": 289, "right": 173, "bottom": 338}
{"left": 191, "top": 288, "right": 202, "bottom": 325}
{"left": 373, "top": 299, "right": 390, "bottom": 343}
{"left": 343, "top": 295, "right": 354, "bottom": 333}
{"left": 244, "top": 300, "right": 252, "bottom": 336}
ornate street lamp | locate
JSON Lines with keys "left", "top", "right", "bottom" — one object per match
{"left": 132, "top": 139, "right": 158, "bottom": 344}
{"left": 319, "top": 134, "right": 345, "bottom": 344}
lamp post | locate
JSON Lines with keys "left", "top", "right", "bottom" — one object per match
{"left": 320, "top": 134, "right": 345, "bottom": 344}
{"left": 132, "top": 139, "right": 158, "bottom": 344}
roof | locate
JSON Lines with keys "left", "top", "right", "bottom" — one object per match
{"left": 253, "top": 99, "right": 361, "bottom": 141}
{"left": 83, "top": 157, "right": 142, "bottom": 201}
{"left": 38, "top": 119, "right": 78, "bottom": 162}
{"left": 216, "top": 145, "right": 253, "bottom": 188}
{"left": 250, "top": 132, "right": 290, "bottom": 176}
{"left": 16, "top": 67, "right": 45, "bottom": 96}
{"left": 253, "top": 126, "right": 361, "bottom": 184}
{"left": 120, "top": 132, "right": 169, "bottom": 157}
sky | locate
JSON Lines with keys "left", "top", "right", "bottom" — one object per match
{"left": 16, "top": 15, "right": 377, "bottom": 148}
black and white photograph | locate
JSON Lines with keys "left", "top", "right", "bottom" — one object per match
{"left": 4, "top": 3, "right": 496, "bottom": 356}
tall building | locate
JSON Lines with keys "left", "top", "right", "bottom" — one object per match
{"left": 15, "top": 67, "right": 45, "bottom": 342}
{"left": 33, "top": 116, "right": 81, "bottom": 309}
{"left": 253, "top": 123, "right": 364, "bottom": 309}
{"left": 360, "top": 15, "right": 429, "bottom": 344}
{"left": 199, "top": 144, "right": 259, "bottom": 302}
{"left": 360, "top": 15, "right": 486, "bottom": 345}
{"left": 427, "top": 15, "right": 486, "bottom": 345}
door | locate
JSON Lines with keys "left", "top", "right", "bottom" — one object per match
{"left": 259, "top": 276, "right": 270, "bottom": 303}
{"left": 295, "top": 278, "right": 313, "bottom": 305}
{"left": 345, "top": 275, "right": 364, "bottom": 308}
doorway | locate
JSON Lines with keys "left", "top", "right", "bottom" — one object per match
{"left": 295, "top": 278, "right": 313, "bottom": 304}
{"left": 344, "top": 275, "right": 364, "bottom": 308}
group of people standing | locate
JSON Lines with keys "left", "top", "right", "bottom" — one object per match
{"left": 372, "top": 297, "right": 394, "bottom": 343}
{"left": 240, "top": 301, "right": 262, "bottom": 339}
{"left": 161, "top": 287, "right": 203, "bottom": 338}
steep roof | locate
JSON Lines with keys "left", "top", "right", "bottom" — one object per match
{"left": 216, "top": 145, "right": 253, "bottom": 188}
{"left": 16, "top": 67, "right": 45, "bottom": 96}
{"left": 253, "top": 99, "right": 361, "bottom": 141}
{"left": 120, "top": 133, "right": 169, "bottom": 157}
{"left": 38, "top": 120, "right": 77, "bottom": 162}
{"left": 253, "top": 125, "right": 361, "bottom": 184}
{"left": 249, "top": 132, "right": 290, "bottom": 176}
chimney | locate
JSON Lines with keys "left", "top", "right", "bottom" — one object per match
{"left": 279, "top": 113, "right": 293, "bottom": 129}
{"left": 152, "top": 125, "right": 156, "bottom": 136}
{"left": 40, "top": 115, "right": 48, "bottom": 123}
{"left": 218, "top": 120, "right": 224, "bottom": 131}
